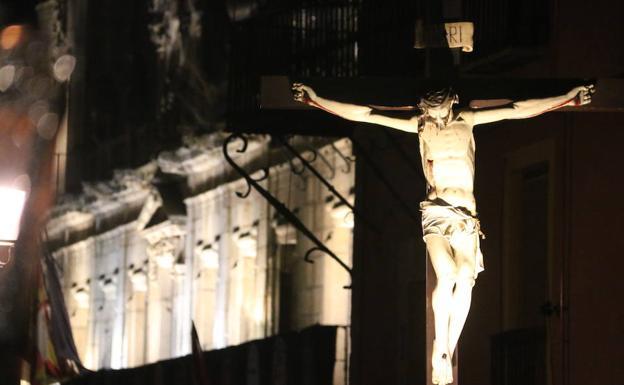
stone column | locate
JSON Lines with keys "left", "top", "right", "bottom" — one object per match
{"left": 212, "top": 187, "right": 231, "bottom": 349}
{"left": 227, "top": 175, "right": 268, "bottom": 344}
{"left": 54, "top": 238, "right": 94, "bottom": 367}
{"left": 92, "top": 224, "right": 128, "bottom": 369}
{"left": 187, "top": 190, "right": 222, "bottom": 350}
{"left": 142, "top": 220, "right": 185, "bottom": 362}
{"left": 123, "top": 228, "right": 149, "bottom": 367}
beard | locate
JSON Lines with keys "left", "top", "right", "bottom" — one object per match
{"left": 423, "top": 115, "right": 449, "bottom": 131}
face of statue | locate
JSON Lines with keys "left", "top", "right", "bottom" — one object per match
{"left": 420, "top": 90, "right": 457, "bottom": 128}
{"left": 425, "top": 103, "right": 452, "bottom": 120}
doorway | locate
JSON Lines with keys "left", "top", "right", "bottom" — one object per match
{"left": 494, "top": 139, "right": 559, "bottom": 385}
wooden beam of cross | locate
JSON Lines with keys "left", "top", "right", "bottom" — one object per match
{"left": 257, "top": 76, "right": 623, "bottom": 114}
{"left": 261, "top": 76, "right": 623, "bottom": 112}
{"left": 239, "top": 76, "right": 624, "bottom": 136}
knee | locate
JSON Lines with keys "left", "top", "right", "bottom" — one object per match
{"left": 432, "top": 272, "right": 456, "bottom": 307}
{"left": 455, "top": 261, "right": 476, "bottom": 288}
{"left": 455, "top": 267, "right": 476, "bottom": 288}
{"left": 436, "top": 270, "right": 457, "bottom": 288}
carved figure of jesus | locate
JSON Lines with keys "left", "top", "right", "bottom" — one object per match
{"left": 292, "top": 82, "right": 594, "bottom": 385}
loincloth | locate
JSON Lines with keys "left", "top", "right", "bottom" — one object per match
{"left": 420, "top": 198, "right": 485, "bottom": 278}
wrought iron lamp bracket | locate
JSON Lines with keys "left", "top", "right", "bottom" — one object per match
{"left": 236, "top": 167, "right": 269, "bottom": 198}
{"left": 330, "top": 142, "right": 354, "bottom": 174}
{"left": 304, "top": 246, "right": 352, "bottom": 289}
{"left": 223, "top": 133, "right": 352, "bottom": 289}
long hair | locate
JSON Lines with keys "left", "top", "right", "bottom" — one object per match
{"left": 418, "top": 87, "right": 458, "bottom": 110}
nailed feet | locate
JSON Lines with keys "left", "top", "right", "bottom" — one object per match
{"left": 432, "top": 341, "right": 453, "bottom": 385}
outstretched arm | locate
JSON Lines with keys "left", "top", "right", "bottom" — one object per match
{"left": 292, "top": 83, "right": 420, "bottom": 133}
{"left": 471, "top": 84, "right": 595, "bottom": 126}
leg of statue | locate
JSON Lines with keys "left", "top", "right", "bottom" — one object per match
{"left": 426, "top": 235, "right": 457, "bottom": 385}
{"left": 447, "top": 233, "right": 478, "bottom": 358}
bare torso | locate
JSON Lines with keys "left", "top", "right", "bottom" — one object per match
{"left": 419, "top": 110, "right": 476, "bottom": 214}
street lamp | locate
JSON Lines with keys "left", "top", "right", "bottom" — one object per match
{"left": 0, "top": 186, "right": 26, "bottom": 268}
{"left": 0, "top": 17, "right": 73, "bottom": 385}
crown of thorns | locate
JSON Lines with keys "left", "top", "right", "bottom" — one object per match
{"left": 418, "top": 88, "right": 457, "bottom": 109}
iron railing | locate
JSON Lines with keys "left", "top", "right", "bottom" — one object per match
{"left": 228, "top": 1, "right": 361, "bottom": 117}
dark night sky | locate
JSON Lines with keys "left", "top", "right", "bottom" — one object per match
{"left": 0, "top": 0, "right": 39, "bottom": 26}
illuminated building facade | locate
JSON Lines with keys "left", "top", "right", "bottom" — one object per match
{"left": 46, "top": 135, "right": 353, "bottom": 383}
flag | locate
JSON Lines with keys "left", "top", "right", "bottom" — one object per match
{"left": 22, "top": 245, "right": 88, "bottom": 385}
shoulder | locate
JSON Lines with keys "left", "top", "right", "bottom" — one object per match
{"left": 454, "top": 109, "right": 476, "bottom": 128}
{"left": 455, "top": 109, "right": 474, "bottom": 122}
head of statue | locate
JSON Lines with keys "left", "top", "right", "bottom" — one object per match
{"left": 418, "top": 88, "right": 459, "bottom": 124}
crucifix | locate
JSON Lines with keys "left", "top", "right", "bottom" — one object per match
{"left": 258, "top": 73, "right": 623, "bottom": 385}
{"left": 291, "top": 81, "right": 595, "bottom": 385}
